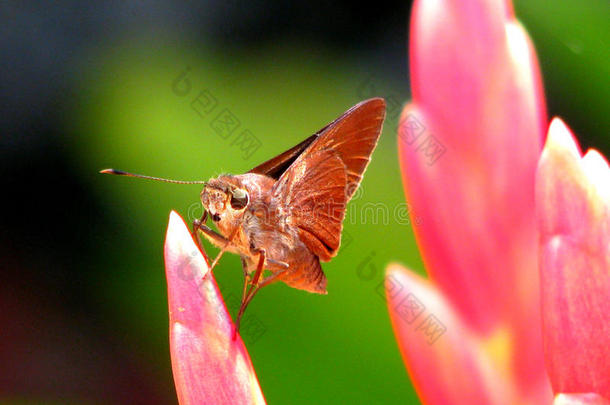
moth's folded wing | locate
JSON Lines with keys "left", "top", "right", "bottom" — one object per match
{"left": 272, "top": 149, "right": 347, "bottom": 261}
{"left": 250, "top": 98, "right": 385, "bottom": 194}
{"left": 306, "top": 98, "right": 385, "bottom": 200}
{"left": 248, "top": 134, "right": 318, "bottom": 180}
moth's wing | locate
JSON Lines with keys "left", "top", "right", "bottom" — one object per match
{"left": 268, "top": 98, "right": 385, "bottom": 260}
{"left": 272, "top": 149, "right": 347, "bottom": 261}
{"left": 248, "top": 134, "right": 318, "bottom": 180}
{"left": 249, "top": 97, "right": 385, "bottom": 185}
{"left": 304, "top": 97, "right": 386, "bottom": 200}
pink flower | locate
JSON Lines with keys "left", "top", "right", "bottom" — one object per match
{"left": 164, "top": 211, "right": 265, "bottom": 405}
{"left": 386, "top": 0, "right": 551, "bottom": 403}
{"left": 536, "top": 119, "right": 610, "bottom": 403}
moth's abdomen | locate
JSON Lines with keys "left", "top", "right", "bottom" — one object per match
{"left": 280, "top": 252, "right": 327, "bottom": 294}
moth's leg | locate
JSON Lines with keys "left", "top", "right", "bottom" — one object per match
{"left": 240, "top": 257, "right": 251, "bottom": 312}
{"left": 234, "top": 248, "right": 266, "bottom": 336}
{"left": 209, "top": 227, "right": 240, "bottom": 271}
{"left": 240, "top": 256, "right": 249, "bottom": 278}
{"left": 250, "top": 248, "right": 266, "bottom": 287}
{"left": 232, "top": 258, "right": 251, "bottom": 341}
{"left": 266, "top": 258, "right": 289, "bottom": 269}
{"left": 197, "top": 224, "right": 230, "bottom": 248}
{"left": 192, "top": 209, "right": 208, "bottom": 232}
{"left": 191, "top": 209, "right": 208, "bottom": 251}
{"left": 257, "top": 267, "right": 291, "bottom": 289}
{"left": 194, "top": 222, "right": 240, "bottom": 277}
{"left": 232, "top": 251, "right": 290, "bottom": 340}
{"left": 196, "top": 224, "right": 230, "bottom": 272}
{"left": 238, "top": 266, "right": 289, "bottom": 328}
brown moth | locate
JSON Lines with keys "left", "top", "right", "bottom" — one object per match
{"left": 101, "top": 97, "right": 386, "bottom": 331}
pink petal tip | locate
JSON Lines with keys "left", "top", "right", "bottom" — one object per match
{"left": 164, "top": 211, "right": 265, "bottom": 405}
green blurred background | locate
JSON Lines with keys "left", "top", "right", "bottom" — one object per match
{"left": 2, "top": 1, "right": 608, "bottom": 404}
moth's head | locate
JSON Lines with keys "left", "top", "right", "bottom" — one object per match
{"left": 200, "top": 176, "right": 250, "bottom": 225}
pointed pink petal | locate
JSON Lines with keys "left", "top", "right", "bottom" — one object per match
{"left": 410, "top": 0, "right": 546, "bottom": 145}
{"left": 537, "top": 119, "right": 610, "bottom": 398}
{"left": 400, "top": 0, "right": 549, "bottom": 395}
{"left": 164, "top": 211, "right": 266, "bottom": 405}
{"left": 404, "top": 0, "right": 546, "bottom": 333}
{"left": 398, "top": 104, "right": 550, "bottom": 400}
{"left": 554, "top": 393, "right": 610, "bottom": 405}
{"left": 385, "top": 264, "right": 515, "bottom": 405}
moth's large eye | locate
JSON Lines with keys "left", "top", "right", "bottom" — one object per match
{"left": 230, "top": 188, "right": 249, "bottom": 210}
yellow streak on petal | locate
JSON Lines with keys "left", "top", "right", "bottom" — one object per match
{"left": 480, "top": 325, "right": 513, "bottom": 386}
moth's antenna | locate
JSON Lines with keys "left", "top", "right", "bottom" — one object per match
{"left": 99, "top": 169, "right": 207, "bottom": 185}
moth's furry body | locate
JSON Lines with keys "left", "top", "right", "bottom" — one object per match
{"left": 201, "top": 173, "right": 327, "bottom": 293}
